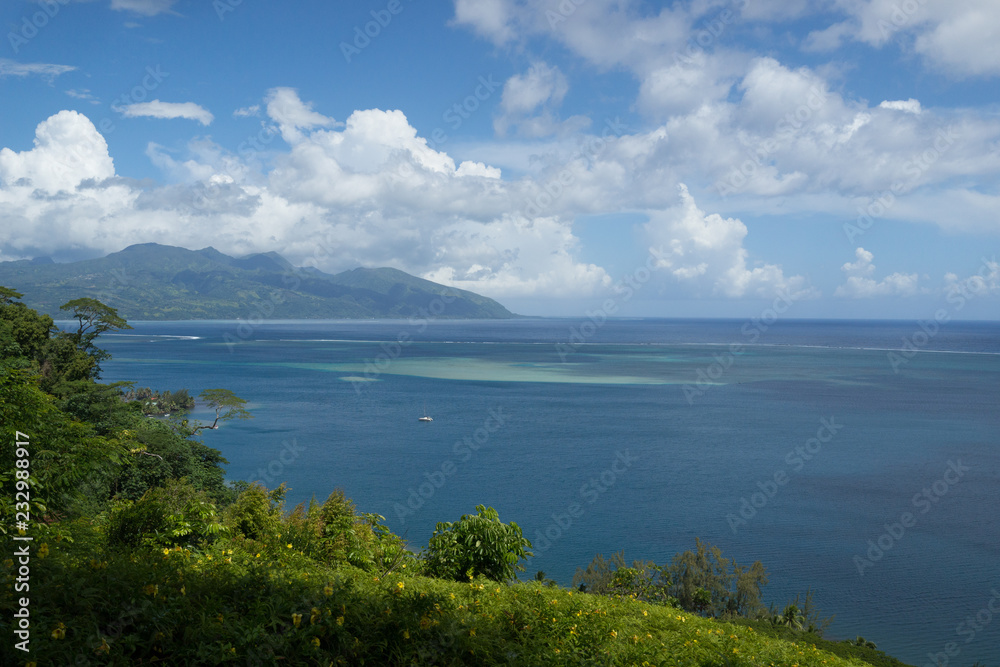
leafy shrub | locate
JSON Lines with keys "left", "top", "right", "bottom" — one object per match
{"left": 424, "top": 504, "right": 532, "bottom": 582}
{"left": 223, "top": 482, "right": 285, "bottom": 542}
{"left": 106, "top": 479, "right": 226, "bottom": 549}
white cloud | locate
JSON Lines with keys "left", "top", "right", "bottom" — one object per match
{"left": 233, "top": 105, "right": 261, "bottom": 118}
{"left": 495, "top": 62, "right": 581, "bottom": 137}
{"left": 501, "top": 62, "right": 567, "bottom": 115}
{"left": 0, "top": 110, "right": 115, "bottom": 193}
{"left": 66, "top": 89, "right": 100, "bottom": 105}
{"left": 834, "top": 247, "right": 920, "bottom": 298}
{"left": 122, "top": 101, "right": 214, "bottom": 126}
{"left": 451, "top": 0, "right": 516, "bottom": 44}
{"left": 913, "top": 1, "right": 1000, "bottom": 77}
{"left": 265, "top": 87, "right": 337, "bottom": 144}
{"left": 645, "top": 184, "right": 817, "bottom": 299}
{"left": 944, "top": 258, "right": 1000, "bottom": 297}
{"left": 0, "top": 59, "right": 76, "bottom": 81}
{"left": 813, "top": 0, "right": 1000, "bottom": 77}
{"left": 879, "top": 99, "right": 922, "bottom": 114}
{"left": 636, "top": 51, "right": 736, "bottom": 118}
{"left": 0, "top": 103, "right": 610, "bottom": 301}
{"left": 110, "top": 0, "right": 178, "bottom": 17}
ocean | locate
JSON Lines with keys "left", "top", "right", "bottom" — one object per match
{"left": 97, "top": 318, "right": 1000, "bottom": 665}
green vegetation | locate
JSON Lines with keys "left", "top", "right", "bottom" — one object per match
{"left": 0, "top": 289, "right": 921, "bottom": 665}
{"left": 121, "top": 386, "right": 195, "bottom": 415}
{"left": 0, "top": 243, "right": 516, "bottom": 320}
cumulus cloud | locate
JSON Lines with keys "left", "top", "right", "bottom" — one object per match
{"left": 807, "top": 0, "right": 1000, "bottom": 77}
{"left": 645, "top": 184, "right": 817, "bottom": 299}
{"left": 834, "top": 247, "right": 920, "bottom": 298}
{"left": 121, "top": 101, "right": 214, "bottom": 125}
{"left": 451, "top": 0, "right": 516, "bottom": 44}
{"left": 265, "top": 87, "right": 338, "bottom": 144}
{"left": 494, "top": 62, "right": 584, "bottom": 137}
{"left": 0, "top": 110, "right": 115, "bottom": 193}
{"left": 0, "top": 99, "right": 612, "bottom": 301}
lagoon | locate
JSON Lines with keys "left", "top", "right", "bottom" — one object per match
{"left": 99, "top": 318, "right": 1000, "bottom": 665}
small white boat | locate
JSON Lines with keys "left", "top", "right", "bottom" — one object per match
{"left": 418, "top": 403, "right": 433, "bottom": 421}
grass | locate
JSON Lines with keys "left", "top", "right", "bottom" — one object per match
{"left": 3, "top": 520, "right": 901, "bottom": 666}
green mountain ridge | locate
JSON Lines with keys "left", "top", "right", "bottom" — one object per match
{"left": 0, "top": 243, "right": 516, "bottom": 320}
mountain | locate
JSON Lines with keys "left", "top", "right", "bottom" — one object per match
{"left": 0, "top": 243, "right": 516, "bottom": 320}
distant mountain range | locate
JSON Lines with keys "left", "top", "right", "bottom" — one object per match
{"left": 0, "top": 243, "right": 516, "bottom": 320}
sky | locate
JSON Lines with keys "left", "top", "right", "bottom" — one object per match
{"left": 1, "top": 0, "right": 999, "bottom": 319}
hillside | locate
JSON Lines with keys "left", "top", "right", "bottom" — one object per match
{"left": 0, "top": 291, "right": 917, "bottom": 666}
{"left": 0, "top": 243, "right": 516, "bottom": 320}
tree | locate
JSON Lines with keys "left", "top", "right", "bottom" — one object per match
{"left": 424, "top": 505, "right": 533, "bottom": 582}
{"left": 781, "top": 604, "right": 805, "bottom": 630}
{"left": 57, "top": 297, "right": 131, "bottom": 381}
{"left": 60, "top": 297, "right": 132, "bottom": 347}
{"left": 0, "top": 286, "right": 24, "bottom": 305}
{"left": 186, "top": 388, "right": 253, "bottom": 433}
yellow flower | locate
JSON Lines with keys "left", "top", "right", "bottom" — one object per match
{"left": 162, "top": 548, "right": 170, "bottom": 556}
{"left": 311, "top": 637, "right": 320, "bottom": 647}
{"left": 287, "top": 543, "right": 293, "bottom": 549}
{"left": 96, "top": 637, "right": 110, "bottom": 653}
{"left": 310, "top": 607, "right": 321, "bottom": 625}
{"left": 469, "top": 629, "right": 476, "bottom": 637}
{"left": 397, "top": 581, "right": 405, "bottom": 590}
{"left": 403, "top": 630, "right": 410, "bottom": 639}
{"left": 642, "top": 610, "right": 648, "bottom": 616}
{"left": 336, "top": 616, "right": 345, "bottom": 626}
{"left": 610, "top": 630, "right": 617, "bottom": 638}
{"left": 324, "top": 583, "right": 334, "bottom": 596}
{"left": 180, "top": 586, "right": 186, "bottom": 596}
{"left": 143, "top": 584, "right": 158, "bottom": 597}
{"left": 38, "top": 543, "right": 48, "bottom": 559}
{"left": 51, "top": 623, "right": 67, "bottom": 640}
{"left": 292, "top": 613, "right": 303, "bottom": 628}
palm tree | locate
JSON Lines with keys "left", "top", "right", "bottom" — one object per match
{"left": 781, "top": 604, "right": 805, "bottom": 630}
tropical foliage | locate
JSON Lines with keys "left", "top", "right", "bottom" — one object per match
{"left": 0, "top": 289, "right": 923, "bottom": 666}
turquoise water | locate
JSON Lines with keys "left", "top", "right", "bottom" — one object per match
{"left": 98, "top": 318, "right": 1000, "bottom": 665}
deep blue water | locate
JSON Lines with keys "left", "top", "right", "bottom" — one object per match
{"left": 96, "top": 318, "right": 1000, "bottom": 665}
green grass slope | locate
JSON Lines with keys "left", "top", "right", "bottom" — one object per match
{"left": 10, "top": 522, "right": 895, "bottom": 666}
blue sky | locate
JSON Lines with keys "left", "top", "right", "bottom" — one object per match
{"left": 1, "top": 0, "right": 999, "bottom": 319}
